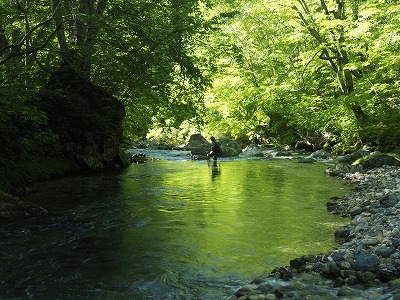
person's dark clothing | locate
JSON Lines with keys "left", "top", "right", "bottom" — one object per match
{"left": 209, "top": 140, "right": 221, "bottom": 160}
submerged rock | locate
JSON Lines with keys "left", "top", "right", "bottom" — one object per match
{"left": 0, "top": 191, "right": 47, "bottom": 221}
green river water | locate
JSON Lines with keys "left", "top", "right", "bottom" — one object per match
{"left": 0, "top": 150, "right": 349, "bottom": 299}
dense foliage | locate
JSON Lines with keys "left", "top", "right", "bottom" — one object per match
{"left": 201, "top": 0, "right": 400, "bottom": 152}
{"left": 0, "top": 0, "right": 207, "bottom": 141}
{"left": 0, "top": 0, "right": 208, "bottom": 191}
{"left": 1, "top": 0, "right": 400, "bottom": 189}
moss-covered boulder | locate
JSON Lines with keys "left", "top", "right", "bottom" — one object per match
{"left": 354, "top": 153, "right": 400, "bottom": 169}
{"left": 186, "top": 134, "right": 211, "bottom": 156}
{"left": 33, "top": 65, "right": 127, "bottom": 171}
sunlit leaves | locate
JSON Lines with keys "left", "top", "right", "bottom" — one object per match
{"left": 199, "top": 0, "right": 400, "bottom": 151}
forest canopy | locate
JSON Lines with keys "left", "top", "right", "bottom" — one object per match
{"left": 1, "top": 0, "right": 400, "bottom": 171}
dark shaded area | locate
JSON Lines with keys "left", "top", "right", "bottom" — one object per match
{"left": 0, "top": 64, "right": 130, "bottom": 218}
{"left": 34, "top": 65, "right": 128, "bottom": 171}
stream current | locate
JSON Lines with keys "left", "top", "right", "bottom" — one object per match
{"left": 0, "top": 150, "right": 349, "bottom": 299}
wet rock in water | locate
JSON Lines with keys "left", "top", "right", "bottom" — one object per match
{"left": 217, "top": 138, "right": 242, "bottom": 157}
{"left": 234, "top": 284, "right": 257, "bottom": 298}
{"left": 380, "top": 194, "right": 399, "bottom": 208}
{"left": 290, "top": 257, "right": 307, "bottom": 270}
{"left": 334, "top": 228, "right": 351, "bottom": 244}
{"left": 349, "top": 206, "right": 363, "bottom": 216}
{"left": 337, "top": 285, "right": 359, "bottom": 297}
{"left": 186, "top": 134, "right": 211, "bottom": 156}
{"left": 309, "top": 150, "right": 332, "bottom": 159}
{"left": 35, "top": 65, "right": 126, "bottom": 171}
{"left": 130, "top": 153, "right": 147, "bottom": 164}
{"left": 356, "top": 271, "right": 376, "bottom": 283}
{"left": 242, "top": 144, "right": 265, "bottom": 157}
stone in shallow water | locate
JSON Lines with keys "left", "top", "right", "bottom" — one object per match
{"left": 337, "top": 286, "right": 359, "bottom": 297}
{"left": 356, "top": 271, "right": 376, "bottom": 283}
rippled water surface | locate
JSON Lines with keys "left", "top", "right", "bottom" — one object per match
{"left": 1, "top": 151, "right": 349, "bottom": 299}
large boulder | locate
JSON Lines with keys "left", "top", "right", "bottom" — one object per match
{"left": 295, "top": 140, "right": 314, "bottom": 151}
{"left": 186, "top": 134, "right": 242, "bottom": 158}
{"left": 218, "top": 138, "right": 242, "bottom": 157}
{"left": 354, "top": 153, "right": 400, "bottom": 169}
{"left": 33, "top": 65, "right": 127, "bottom": 171}
{"left": 186, "top": 134, "right": 211, "bottom": 156}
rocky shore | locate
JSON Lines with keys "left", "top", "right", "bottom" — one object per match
{"left": 233, "top": 153, "right": 400, "bottom": 300}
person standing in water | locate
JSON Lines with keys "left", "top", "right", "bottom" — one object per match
{"left": 207, "top": 136, "right": 222, "bottom": 161}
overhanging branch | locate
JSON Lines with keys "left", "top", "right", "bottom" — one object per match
{"left": 0, "top": 19, "right": 68, "bottom": 65}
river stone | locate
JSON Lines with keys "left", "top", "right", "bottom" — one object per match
{"left": 349, "top": 206, "right": 363, "bottom": 216}
{"left": 388, "top": 279, "right": 400, "bottom": 289}
{"left": 375, "top": 246, "right": 396, "bottom": 258}
{"left": 36, "top": 65, "right": 127, "bottom": 171}
{"left": 337, "top": 286, "right": 359, "bottom": 297}
{"left": 334, "top": 228, "right": 351, "bottom": 243}
{"left": 235, "top": 284, "right": 257, "bottom": 298}
{"left": 295, "top": 140, "right": 314, "bottom": 151}
{"left": 360, "top": 238, "right": 378, "bottom": 246}
{"left": 217, "top": 138, "right": 242, "bottom": 157}
{"left": 337, "top": 149, "right": 370, "bottom": 164}
{"left": 310, "top": 150, "right": 331, "bottom": 159}
{"left": 354, "top": 253, "right": 379, "bottom": 272}
{"left": 356, "top": 153, "right": 400, "bottom": 169}
{"left": 321, "top": 261, "right": 341, "bottom": 277}
{"left": 393, "top": 294, "right": 400, "bottom": 300}
{"left": 290, "top": 257, "right": 306, "bottom": 270}
{"left": 380, "top": 194, "right": 399, "bottom": 208}
{"left": 186, "top": 134, "right": 211, "bottom": 156}
{"left": 356, "top": 271, "right": 376, "bottom": 283}
{"left": 330, "top": 252, "right": 344, "bottom": 263}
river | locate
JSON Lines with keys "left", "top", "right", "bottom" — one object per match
{"left": 0, "top": 150, "right": 349, "bottom": 299}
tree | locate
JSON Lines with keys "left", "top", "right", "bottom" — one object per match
{"left": 200, "top": 0, "right": 400, "bottom": 151}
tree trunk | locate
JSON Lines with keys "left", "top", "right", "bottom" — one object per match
{"left": 295, "top": 0, "right": 365, "bottom": 121}
{"left": 51, "top": 0, "right": 69, "bottom": 53}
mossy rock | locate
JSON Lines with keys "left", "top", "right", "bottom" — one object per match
{"left": 353, "top": 153, "right": 400, "bottom": 169}
{"left": 33, "top": 65, "right": 126, "bottom": 171}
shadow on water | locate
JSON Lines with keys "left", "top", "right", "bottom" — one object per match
{"left": 0, "top": 152, "right": 349, "bottom": 299}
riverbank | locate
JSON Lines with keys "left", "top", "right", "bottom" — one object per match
{"left": 0, "top": 151, "right": 130, "bottom": 221}
{"left": 233, "top": 159, "right": 400, "bottom": 299}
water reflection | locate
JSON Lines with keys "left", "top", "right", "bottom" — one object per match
{"left": 1, "top": 156, "right": 349, "bottom": 299}
{"left": 209, "top": 160, "right": 221, "bottom": 180}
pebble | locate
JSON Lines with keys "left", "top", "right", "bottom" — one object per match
{"left": 233, "top": 164, "right": 400, "bottom": 299}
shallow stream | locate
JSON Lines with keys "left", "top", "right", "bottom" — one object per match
{"left": 0, "top": 150, "right": 349, "bottom": 299}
